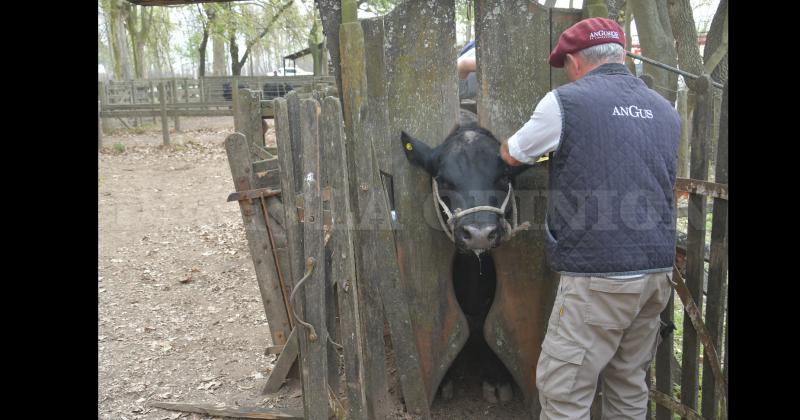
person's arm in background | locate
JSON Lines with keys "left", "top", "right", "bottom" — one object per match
{"left": 500, "top": 91, "right": 563, "bottom": 166}
{"left": 457, "top": 56, "right": 476, "bottom": 80}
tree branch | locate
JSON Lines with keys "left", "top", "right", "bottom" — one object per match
{"left": 703, "top": 9, "right": 726, "bottom": 75}
{"left": 237, "top": 0, "right": 294, "bottom": 68}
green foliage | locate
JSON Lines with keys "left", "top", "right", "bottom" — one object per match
{"left": 359, "top": 0, "right": 400, "bottom": 16}
{"left": 112, "top": 143, "right": 126, "bottom": 154}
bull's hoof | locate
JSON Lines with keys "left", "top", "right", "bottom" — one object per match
{"left": 498, "top": 383, "right": 513, "bottom": 403}
{"left": 482, "top": 381, "right": 498, "bottom": 403}
{"left": 440, "top": 379, "right": 454, "bottom": 401}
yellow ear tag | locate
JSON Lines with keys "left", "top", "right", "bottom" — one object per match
{"left": 405, "top": 143, "right": 413, "bottom": 151}
{"left": 536, "top": 154, "right": 550, "bottom": 163}
{"left": 559, "top": 305, "right": 564, "bottom": 317}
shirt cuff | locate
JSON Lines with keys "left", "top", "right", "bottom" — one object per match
{"left": 506, "top": 135, "right": 535, "bottom": 164}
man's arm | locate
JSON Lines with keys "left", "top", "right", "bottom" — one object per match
{"left": 500, "top": 91, "right": 562, "bottom": 166}
{"left": 500, "top": 142, "right": 523, "bottom": 166}
{"left": 457, "top": 56, "right": 476, "bottom": 80}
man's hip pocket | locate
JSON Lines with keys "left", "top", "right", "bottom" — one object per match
{"left": 583, "top": 276, "right": 644, "bottom": 329}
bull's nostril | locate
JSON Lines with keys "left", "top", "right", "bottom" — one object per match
{"left": 460, "top": 227, "right": 472, "bottom": 240}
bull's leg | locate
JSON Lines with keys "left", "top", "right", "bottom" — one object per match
{"left": 479, "top": 334, "right": 514, "bottom": 403}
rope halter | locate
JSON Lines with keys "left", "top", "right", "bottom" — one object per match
{"left": 432, "top": 177, "right": 530, "bottom": 243}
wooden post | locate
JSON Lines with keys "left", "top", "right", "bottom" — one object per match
{"left": 232, "top": 76, "right": 240, "bottom": 119}
{"left": 655, "top": 291, "right": 675, "bottom": 420}
{"left": 98, "top": 100, "right": 103, "bottom": 149}
{"left": 130, "top": 79, "right": 140, "bottom": 127}
{"left": 224, "top": 133, "right": 293, "bottom": 347}
{"left": 701, "top": 81, "right": 728, "bottom": 420}
{"left": 297, "top": 98, "right": 330, "bottom": 420}
{"left": 680, "top": 75, "right": 713, "bottom": 419}
{"left": 235, "top": 88, "right": 264, "bottom": 150}
{"left": 149, "top": 80, "right": 157, "bottom": 124}
{"left": 171, "top": 78, "right": 181, "bottom": 132}
{"left": 199, "top": 77, "right": 206, "bottom": 109}
{"left": 98, "top": 81, "right": 111, "bottom": 134}
{"left": 183, "top": 78, "right": 190, "bottom": 104}
{"left": 158, "top": 82, "right": 170, "bottom": 146}
{"left": 677, "top": 89, "right": 690, "bottom": 178}
{"left": 321, "top": 96, "right": 368, "bottom": 420}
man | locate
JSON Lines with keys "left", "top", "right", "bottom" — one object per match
{"left": 499, "top": 18, "right": 680, "bottom": 419}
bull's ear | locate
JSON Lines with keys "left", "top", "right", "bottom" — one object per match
{"left": 401, "top": 131, "right": 436, "bottom": 175}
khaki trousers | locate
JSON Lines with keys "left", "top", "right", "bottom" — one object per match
{"left": 536, "top": 272, "right": 673, "bottom": 420}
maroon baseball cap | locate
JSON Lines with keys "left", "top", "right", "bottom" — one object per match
{"left": 548, "top": 17, "right": 626, "bottom": 68}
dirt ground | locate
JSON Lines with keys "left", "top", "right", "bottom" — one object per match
{"left": 98, "top": 116, "right": 533, "bottom": 420}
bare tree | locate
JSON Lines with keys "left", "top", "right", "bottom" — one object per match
{"left": 227, "top": 0, "right": 295, "bottom": 76}
{"left": 126, "top": 4, "right": 154, "bottom": 79}
{"left": 702, "top": 0, "right": 727, "bottom": 84}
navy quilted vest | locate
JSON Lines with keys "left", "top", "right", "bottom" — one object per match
{"left": 545, "top": 63, "right": 681, "bottom": 276}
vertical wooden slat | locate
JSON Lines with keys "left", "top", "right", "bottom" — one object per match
{"left": 385, "top": 2, "right": 462, "bottom": 412}
{"left": 285, "top": 91, "right": 304, "bottom": 186}
{"left": 158, "top": 82, "right": 170, "bottom": 146}
{"left": 130, "top": 79, "right": 140, "bottom": 127}
{"left": 149, "top": 80, "right": 157, "bottom": 124}
{"left": 656, "top": 290, "right": 675, "bottom": 420}
{"left": 224, "top": 133, "right": 292, "bottom": 347}
{"left": 98, "top": 100, "right": 103, "bottom": 149}
{"left": 322, "top": 96, "right": 368, "bottom": 420}
{"left": 199, "top": 77, "right": 206, "bottom": 109}
{"left": 297, "top": 98, "right": 329, "bottom": 420}
{"left": 98, "top": 81, "right": 111, "bottom": 134}
{"left": 701, "top": 81, "right": 728, "bottom": 420}
{"left": 681, "top": 75, "right": 713, "bottom": 419}
{"left": 235, "top": 88, "right": 265, "bottom": 151}
{"left": 274, "top": 97, "right": 303, "bottom": 299}
{"left": 171, "top": 78, "right": 181, "bottom": 131}
{"left": 476, "top": 2, "right": 576, "bottom": 415}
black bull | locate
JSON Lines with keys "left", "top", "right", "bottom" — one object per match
{"left": 401, "top": 111, "right": 539, "bottom": 404}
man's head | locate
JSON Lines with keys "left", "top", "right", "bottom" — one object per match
{"left": 549, "top": 17, "right": 626, "bottom": 81}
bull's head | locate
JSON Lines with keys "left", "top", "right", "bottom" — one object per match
{"left": 401, "top": 120, "right": 533, "bottom": 253}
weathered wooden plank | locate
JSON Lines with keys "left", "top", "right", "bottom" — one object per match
{"left": 98, "top": 81, "right": 111, "bottom": 134}
{"left": 681, "top": 75, "right": 713, "bottom": 418}
{"left": 263, "top": 328, "right": 299, "bottom": 394}
{"left": 322, "top": 96, "right": 368, "bottom": 420}
{"left": 385, "top": 2, "right": 462, "bottom": 413}
{"left": 150, "top": 402, "right": 303, "bottom": 419}
{"left": 701, "top": 80, "right": 728, "bottom": 420}
{"left": 286, "top": 91, "right": 304, "bottom": 188}
{"left": 297, "top": 98, "right": 330, "bottom": 420}
{"left": 225, "top": 133, "right": 292, "bottom": 347}
{"left": 236, "top": 88, "right": 266, "bottom": 152}
{"left": 158, "top": 82, "right": 170, "bottom": 146}
{"left": 340, "top": 15, "right": 392, "bottom": 420}
{"left": 656, "top": 283, "right": 675, "bottom": 420}
{"left": 361, "top": 18, "right": 392, "bottom": 175}
{"left": 170, "top": 79, "right": 181, "bottom": 131}
{"left": 477, "top": 1, "right": 569, "bottom": 415}
{"left": 100, "top": 109, "right": 237, "bottom": 118}
{"left": 274, "top": 97, "right": 303, "bottom": 299}
{"left": 98, "top": 101, "right": 103, "bottom": 149}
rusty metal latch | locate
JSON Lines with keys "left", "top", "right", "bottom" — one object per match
{"left": 226, "top": 187, "right": 282, "bottom": 202}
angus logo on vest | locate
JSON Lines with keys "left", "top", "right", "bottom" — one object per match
{"left": 612, "top": 105, "right": 654, "bottom": 119}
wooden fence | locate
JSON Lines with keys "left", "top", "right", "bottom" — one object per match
{"left": 219, "top": 2, "right": 728, "bottom": 419}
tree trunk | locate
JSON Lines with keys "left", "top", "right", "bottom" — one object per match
{"left": 315, "top": 0, "right": 344, "bottom": 99}
{"left": 108, "top": 0, "right": 133, "bottom": 80}
{"left": 198, "top": 28, "right": 209, "bottom": 77}
{"left": 703, "top": 0, "right": 727, "bottom": 84}
{"left": 629, "top": 0, "right": 678, "bottom": 103}
{"left": 606, "top": 0, "right": 623, "bottom": 20}
{"left": 230, "top": 35, "right": 242, "bottom": 76}
{"left": 666, "top": 0, "right": 704, "bottom": 92}
{"left": 212, "top": 33, "right": 227, "bottom": 76}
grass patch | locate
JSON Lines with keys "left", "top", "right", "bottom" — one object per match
{"left": 112, "top": 143, "right": 126, "bottom": 154}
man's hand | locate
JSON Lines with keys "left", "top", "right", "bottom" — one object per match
{"left": 500, "top": 141, "right": 523, "bottom": 166}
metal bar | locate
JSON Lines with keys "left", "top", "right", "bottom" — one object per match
{"left": 226, "top": 187, "right": 281, "bottom": 202}
{"left": 626, "top": 52, "right": 724, "bottom": 89}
